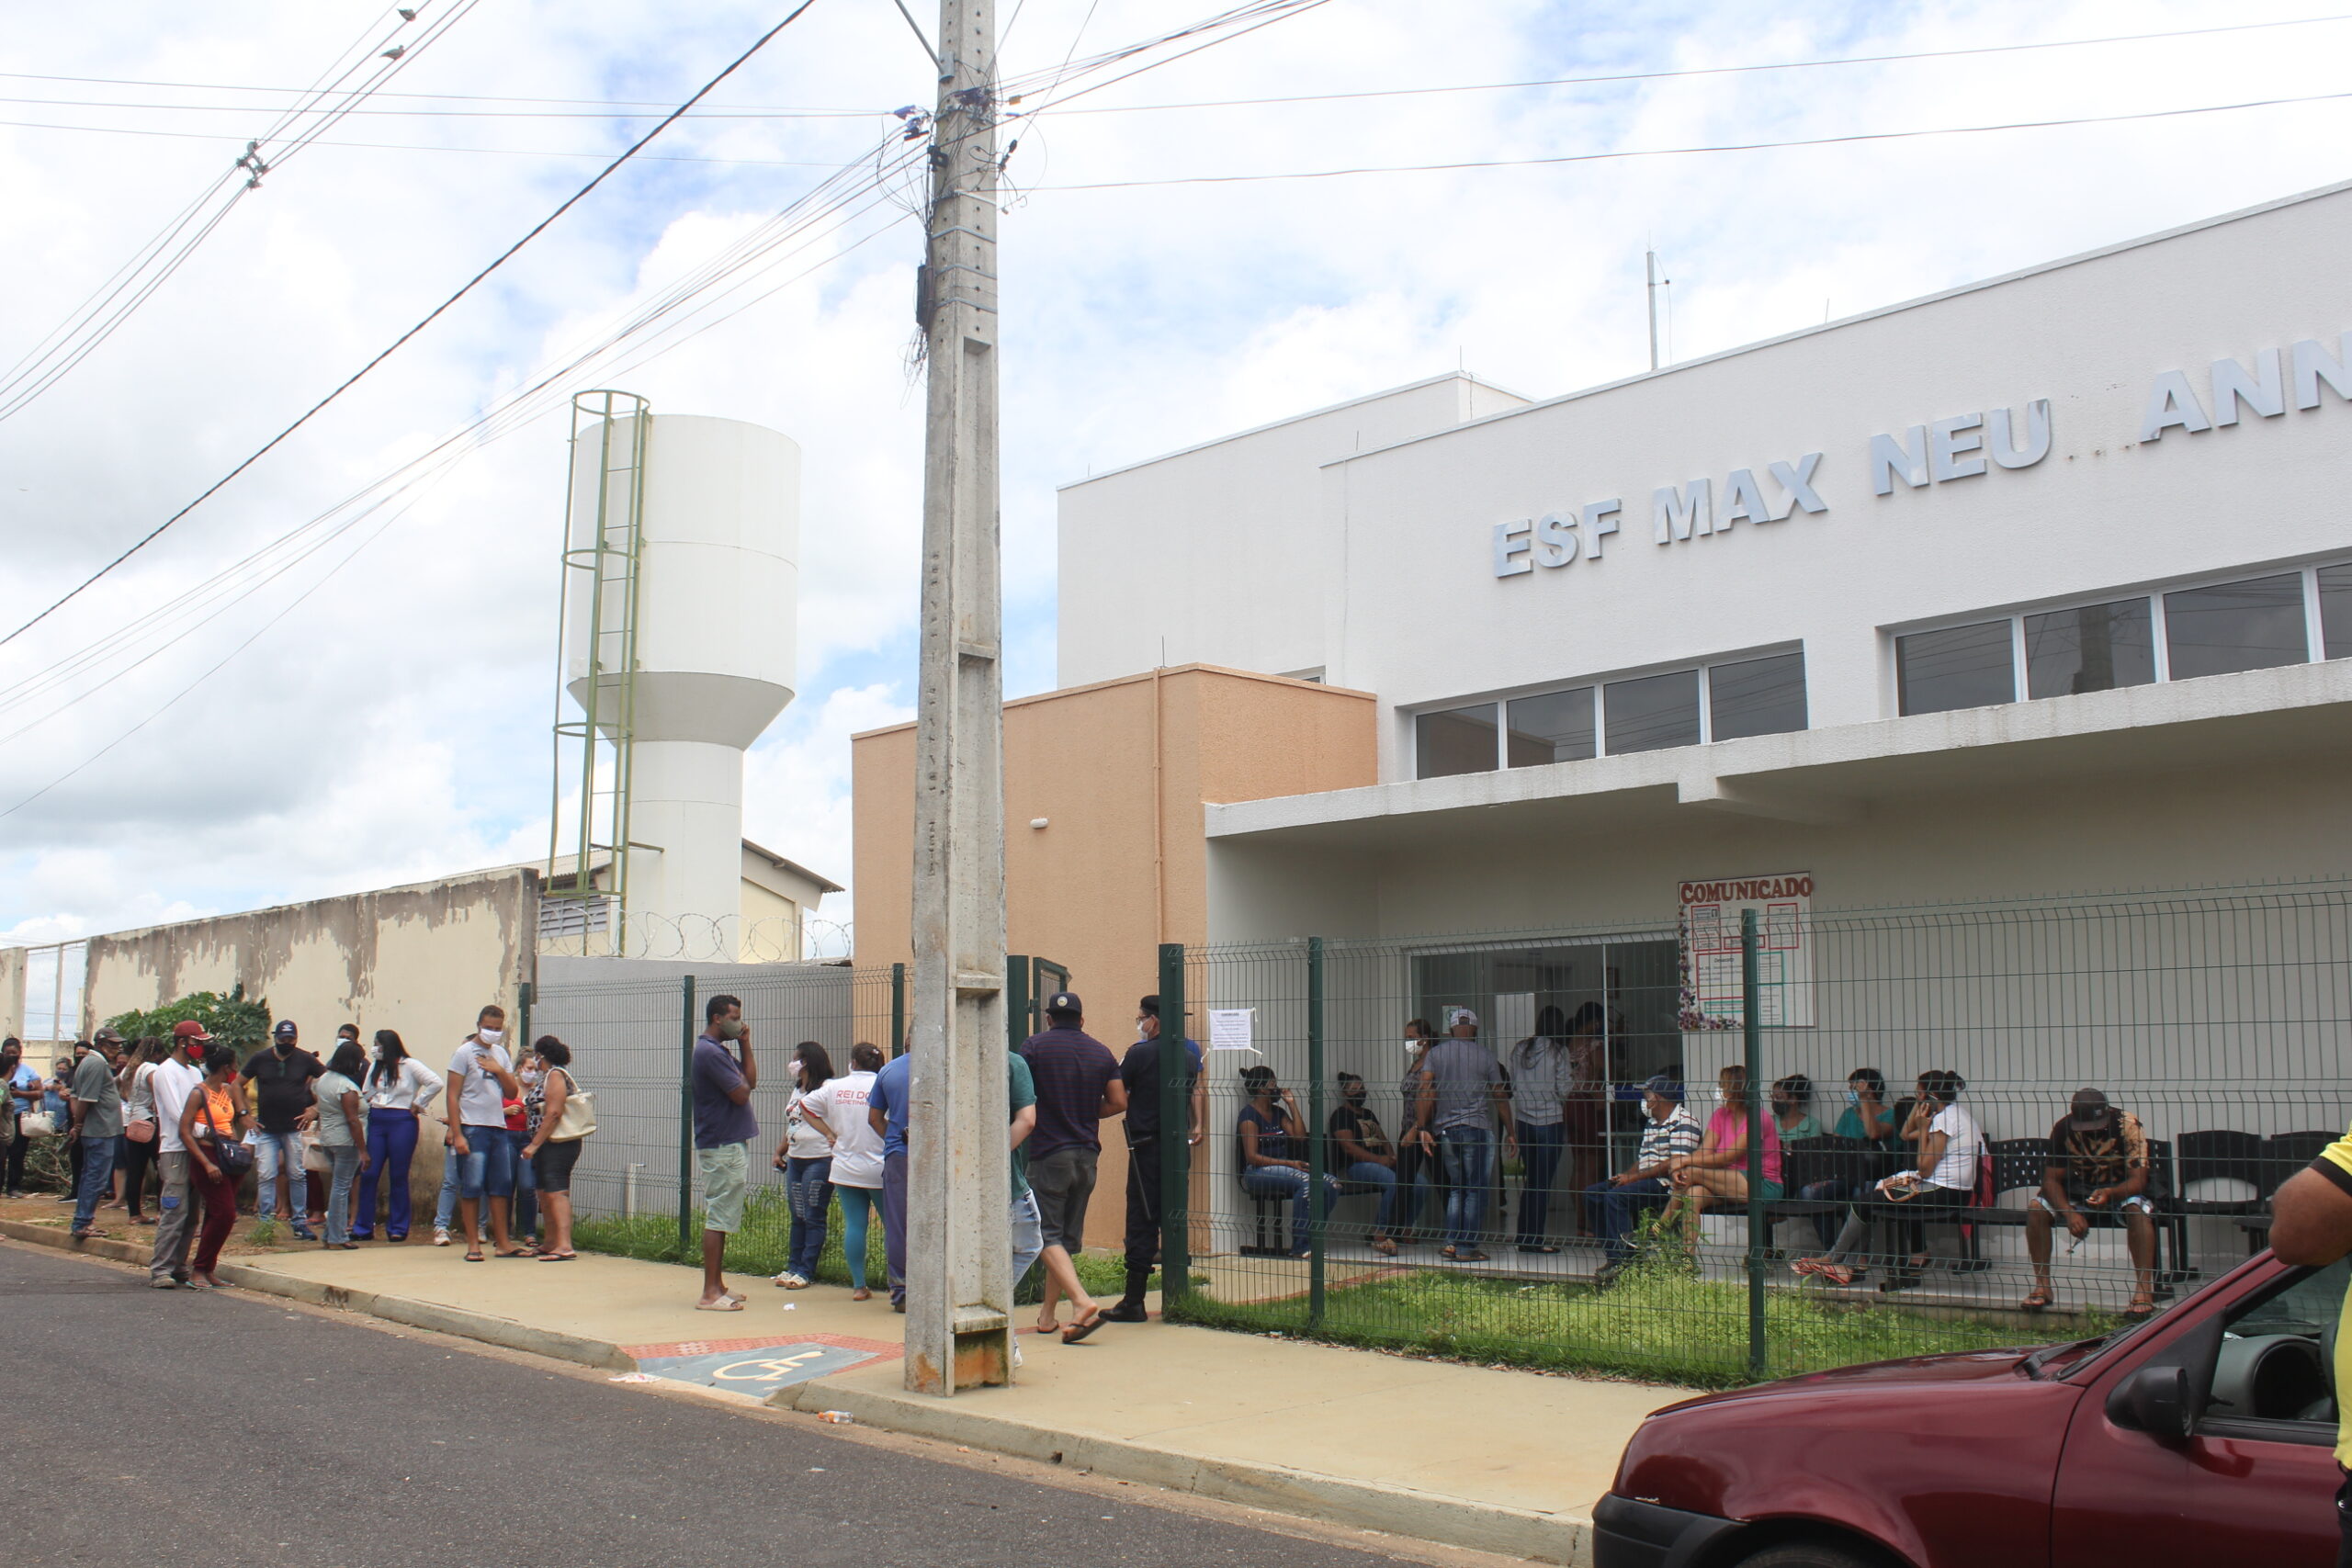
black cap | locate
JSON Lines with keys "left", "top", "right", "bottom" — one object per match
{"left": 273, "top": 1021, "right": 298, "bottom": 1039}
{"left": 1139, "top": 995, "right": 1159, "bottom": 1018}
{"left": 1046, "top": 991, "right": 1082, "bottom": 1017}
{"left": 2068, "top": 1088, "right": 2112, "bottom": 1128}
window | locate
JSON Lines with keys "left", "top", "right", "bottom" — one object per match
{"left": 2321, "top": 565, "right": 2352, "bottom": 660}
{"left": 1415, "top": 702, "right": 1498, "bottom": 779}
{"left": 1507, "top": 687, "right": 1595, "bottom": 766}
{"left": 2165, "top": 573, "right": 2309, "bottom": 682}
{"left": 2025, "top": 597, "right": 2154, "bottom": 699}
{"left": 2198, "top": 1258, "right": 2345, "bottom": 1440}
{"left": 1708, "top": 652, "right": 1808, "bottom": 740}
{"left": 1898, "top": 620, "right": 2015, "bottom": 716}
{"left": 1604, "top": 670, "right": 1702, "bottom": 754}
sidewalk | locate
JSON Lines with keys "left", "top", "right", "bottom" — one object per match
{"left": 2, "top": 1219, "right": 1679, "bottom": 1563}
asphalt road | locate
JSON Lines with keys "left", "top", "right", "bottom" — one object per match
{"left": 0, "top": 1243, "right": 1430, "bottom": 1568}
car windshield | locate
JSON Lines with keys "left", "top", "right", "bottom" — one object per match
{"left": 2025, "top": 1317, "right": 2163, "bottom": 1381}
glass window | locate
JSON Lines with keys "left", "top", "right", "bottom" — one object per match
{"left": 1603, "top": 669, "right": 1702, "bottom": 754}
{"left": 2024, "top": 598, "right": 2155, "bottom": 699}
{"left": 2318, "top": 565, "right": 2352, "bottom": 660}
{"left": 1415, "top": 703, "right": 1498, "bottom": 779}
{"left": 2164, "top": 573, "right": 2308, "bottom": 681}
{"left": 1507, "top": 687, "right": 1595, "bottom": 766}
{"left": 1897, "top": 620, "right": 2015, "bottom": 716}
{"left": 1708, "top": 652, "right": 1808, "bottom": 741}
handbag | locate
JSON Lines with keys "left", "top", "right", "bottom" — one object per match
{"left": 125, "top": 1118, "right": 157, "bottom": 1145}
{"left": 301, "top": 1131, "right": 331, "bottom": 1175}
{"left": 16, "top": 1111, "right": 55, "bottom": 1138}
{"left": 548, "top": 1068, "right": 596, "bottom": 1142}
{"left": 196, "top": 1094, "right": 254, "bottom": 1178}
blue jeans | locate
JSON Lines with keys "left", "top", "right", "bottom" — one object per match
{"left": 456, "top": 1124, "right": 516, "bottom": 1199}
{"left": 322, "top": 1145, "right": 361, "bottom": 1246}
{"left": 882, "top": 1151, "right": 909, "bottom": 1306}
{"left": 786, "top": 1156, "right": 832, "bottom": 1280}
{"left": 1010, "top": 1188, "right": 1045, "bottom": 1283}
{"left": 435, "top": 1134, "right": 461, "bottom": 1234}
{"left": 513, "top": 1143, "right": 538, "bottom": 1240}
{"left": 252, "top": 1130, "right": 311, "bottom": 1228}
{"left": 1583, "top": 1176, "right": 1670, "bottom": 1262}
{"left": 357, "top": 1108, "right": 418, "bottom": 1238}
{"left": 1513, "top": 1121, "right": 1566, "bottom": 1246}
{"left": 1338, "top": 1160, "right": 1400, "bottom": 1233}
{"left": 1437, "top": 1126, "right": 1496, "bottom": 1250}
{"left": 72, "top": 1134, "right": 117, "bottom": 1232}
{"left": 1240, "top": 1165, "right": 1340, "bottom": 1254}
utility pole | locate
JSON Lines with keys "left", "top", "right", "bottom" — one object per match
{"left": 1645, "top": 249, "right": 1663, "bottom": 371}
{"left": 905, "top": 0, "right": 1011, "bottom": 1396}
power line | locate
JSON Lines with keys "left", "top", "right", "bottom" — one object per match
{"left": 0, "top": 116, "right": 864, "bottom": 167}
{"left": 0, "top": 0, "right": 826, "bottom": 650}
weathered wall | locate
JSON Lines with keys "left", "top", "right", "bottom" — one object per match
{"left": 0, "top": 946, "right": 23, "bottom": 1042}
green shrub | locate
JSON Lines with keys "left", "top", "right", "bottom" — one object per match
{"left": 106, "top": 985, "right": 272, "bottom": 1052}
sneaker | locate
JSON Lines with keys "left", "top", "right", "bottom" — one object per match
{"left": 291, "top": 1226, "right": 318, "bottom": 1242}
{"left": 434, "top": 1228, "right": 452, "bottom": 1247}
{"left": 772, "top": 1272, "right": 808, "bottom": 1290}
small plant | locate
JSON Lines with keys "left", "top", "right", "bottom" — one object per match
{"left": 247, "top": 1217, "right": 284, "bottom": 1248}
{"left": 106, "top": 984, "right": 272, "bottom": 1052}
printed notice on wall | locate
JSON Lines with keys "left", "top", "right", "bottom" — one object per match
{"left": 1679, "top": 873, "right": 1815, "bottom": 1030}
{"left": 1208, "top": 1008, "right": 1257, "bottom": 1052}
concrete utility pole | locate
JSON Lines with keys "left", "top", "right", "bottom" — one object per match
{"left": 905, "top": 0, "right": 1012, "bottom": 1396}
{"left": 1645, "top": 249, "right": 1662, "bottom": 371}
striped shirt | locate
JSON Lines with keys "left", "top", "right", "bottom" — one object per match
{"left": 1635, "top": 1104, "right": 1703, "bottom": 1169}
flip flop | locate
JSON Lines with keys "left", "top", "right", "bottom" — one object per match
{"left": 1061, "top": 1310, "right": 1106, "bottom": 1344}
{"left": 464, "top": 1250, "right": 485, "bottom": 1262}
{"left": 695, "top": 1297, "right": 745, "bottom": 1312}
{"left": 2019, "top": 1289, "right": 2052, "bottom": 1313}
{"left": 537, "top": 1251, "right": 576, "bottom": 1261}
{"left": 2123, "top": 1298, "right": 2157, "bottom": 1320}
{"left": 494, "top": 1249, "right": 534, "bottom": 1258}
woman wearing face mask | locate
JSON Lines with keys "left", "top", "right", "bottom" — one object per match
{"left": 1658, "top": 1065, "right": 1783, "bottom": 1239}
{"left": 1770, "top": 1075, "right": 1820, "bottom": 1142}
{"left": 3, "top": 1037, "right": 39, "bottom": 1198}
{"left": 1392, "top": 1019, "right": 1441, "bottom": 1241}
{"left": 357, "top": 1031, "right": 442, "bottom": 1242}
{"left": 770, "top": 1041, "right": 838, "bottom": 1290}
{"left": 1790, "top": 1067, "right": 1893, "bottom": 1249}
{"left": 1326, "top": 1072, "right": 1399, "bottom": 1255}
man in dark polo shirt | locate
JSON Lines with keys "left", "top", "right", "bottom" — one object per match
{"left": 1017, "top": 992, "right": 1125, "bottom": 1335}
{"left": 243, "top": 1020, "right": 322, "bottom": 1240}
{"left": 1107, "top": 994, "right": 1203, "bottom": 1323}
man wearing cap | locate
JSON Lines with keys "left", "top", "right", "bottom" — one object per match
{"left": 1106, "top": 994, "right": 1204, "bottom": 1323}
{"left": 1583, "top": 1075, "right": 1702, "bottom": 1272}
{"left": 66, "top": 1030, "right": 125, "bottom": 1237}
{"left": 243, "top": 1019, "right": 322, "bottom": 1240}
{"left": 1017, "top": 992, "right": 1125, "bottom": 1336}
{"left": 1408, "top": 1010, "right": 1514, "bottom": 1263}
{"left": 2022, "top": 1088, "right": 2159, "bottom": 1319}
{"left": 148, "top": 1021, "right": 212, "bottom": 1286}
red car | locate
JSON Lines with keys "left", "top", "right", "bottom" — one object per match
{"left": 1595, "top": 1250, "right": 2346, "bottom": 1568}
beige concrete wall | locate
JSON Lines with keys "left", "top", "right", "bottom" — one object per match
{"left": 83, "top": 868, "right": 537, "bottom": 1212}
{"left": 740, "top": 879, "right": 801, "bottom": 961}
{"left": 0, "top": 946, "right": 23, "bottom": 1043}
{"left": 852, "top": 665, "right": 1376, "bottom": 1247}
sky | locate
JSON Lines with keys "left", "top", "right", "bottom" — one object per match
{"left": 4, "top": 0, "right": 2351, "bottom": 959}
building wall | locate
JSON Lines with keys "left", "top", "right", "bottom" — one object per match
{"left": 0, "top": 945, "right": 22, "bottom": 1042}
{"left": 738, "top": 878, "right": 802, "bottom": 961}
{"left": 1057, "top": 374, "right": 1531, "bottom": 689}
{"left": 853, "top": 665, "right": 1376, "bottom": 1246}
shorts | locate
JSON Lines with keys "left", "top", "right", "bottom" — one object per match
{"left": 1027, "top": 1146, "right": 1099, "bottom": 1252}
{"left": 457, "top": 1125, "right": 517, "bottom": 1199}
{"left": 2029, "top": 1188, "right": 2154, "bottom": 1217}
{"left": 533, "top": 1138, "right": 582, "bottom": 1194}
{"left": 697, "top": 1141, "right": 750, "bottom": 1234}
{"left": 1010, "top": 1188, "right": 1045, "bottom": 1283}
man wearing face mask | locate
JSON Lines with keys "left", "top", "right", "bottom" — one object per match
{"left": 243, "top": 1020, "right": 323, "bottom": 1240}
{"left": 1327, "top": 1072, "right": 1401, "bottom": 1256}
{"left": 445, "top": 1005, "right": 526, "bottom": 1262}
{"left": 1106, "top": 995, "right": 1205, "bottom": 1323}
{"left": 689, "top": 994, "right": 759, "bottom": 1310}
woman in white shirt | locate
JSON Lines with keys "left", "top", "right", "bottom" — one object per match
{"left": 356, "top": 1030, "right": 444, "bottom": 1243}
{"left": 800, "top": 1043, "right": 885, "bottom": 1300}
{"left": 113, "top": 1037, "right": 168, "bottom": 1224}
{"left": 1797, "top": 1069, "right": 1984, "bottom": 1292}
{"left": 769, "top": 1041, "right": 839, "bottom": 1290}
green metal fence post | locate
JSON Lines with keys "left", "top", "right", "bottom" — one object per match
{"left": 1742, "top": 910, "right": 1766, "bottom": 1382}
{"left": 1006, "top": 955, "right": 1032, "bottom": 1053}
{"left": 1158, "top": 942, "right": 1190, "bottom": 1313}
{"left": 889, "top": 962, "right": 906, "bottom": 1058}
{"left": 1307, "top": 935, "right": 1327, "bottom": 1326}
{"left": 516, "top": 979, "right": 532, "bottom": 1058}
{"left": 679, "top": 973, "right": 696, "bottom": 1261}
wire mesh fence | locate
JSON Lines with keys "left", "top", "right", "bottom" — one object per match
{"left": 1149, "top": 881, "right": 2352, "bottom": 1387}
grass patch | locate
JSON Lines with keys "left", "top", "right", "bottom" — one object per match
{"left": 1173, "top": 1242, "right": 2090, "bottom": 1389}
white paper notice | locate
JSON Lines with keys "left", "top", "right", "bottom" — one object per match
{"left": 1208, "top": 1008, "right": 1256, "bottom": 1052}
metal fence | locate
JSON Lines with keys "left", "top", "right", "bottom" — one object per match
{"left": 1147, "top": 881, "right": 2352, "bottom": 1386}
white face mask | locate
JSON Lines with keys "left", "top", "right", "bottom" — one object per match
{"left": 1713, "top": 1086, "right": 1732, "bottom": 1106}
{"left": 478, "top": 1028, "right": 503, "bottom": 1045}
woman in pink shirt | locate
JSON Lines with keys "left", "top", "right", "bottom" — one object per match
{"left": 1659, "top": 1065, "right": 1782, "bottom": 1238}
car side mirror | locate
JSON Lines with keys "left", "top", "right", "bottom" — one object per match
{"left": 2107, "top": 1364, "right": 2193, "bottom": 1442}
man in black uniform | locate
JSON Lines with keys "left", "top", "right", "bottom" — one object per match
{"left": 1106, "top": 994, "right": 1204, "bottom": 1323}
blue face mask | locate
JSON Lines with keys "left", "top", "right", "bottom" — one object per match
{"left": 1845, "top": 1086, "right": 1861, "bottom": 1106}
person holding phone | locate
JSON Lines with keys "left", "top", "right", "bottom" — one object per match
{"left": 445, "top": 1005, "right": 526, "bottom": 1262}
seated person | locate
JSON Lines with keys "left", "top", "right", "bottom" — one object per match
{"left": 1582, "top": 1075, "right": 1701, "bottom": 1267}
{"left": 1795, "top": 1067, "right": 1898, "bottom": 1248}
{"left": 1326, "top": 1072, "right": 1399, "bottom": 1256}
{"left": 1771, "top": 1074, "right": 1821, "bottom": 1142}
{"left": 1237, "top": 1065, "right": 1338, "bottom": 1258}
{"left": 1659, "top": 1065, "right": 1784, "bottom": 1235}
{"left": 2022, "top": 1088, "right": 2158, "bottom": 1319}
{"left": 1798, "top": 1069, "right": 1982, "bottom": 1289}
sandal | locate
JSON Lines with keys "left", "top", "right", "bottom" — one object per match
{"left": 1372, "top": 1236, "right": 1397, "bottom": 1257}
{"left": 464, "top": 1248, "right": 485, "bottom": 1262}
{"left": 2020, "top": 1288, "right": 2053, "bottom": 1313}
{"left": 1062, "top": 1309, "right": 1106, "bottom": 1344}
{"left": 695, "top": 1297, "right": 745, "bottom": 1312}
{"left": 1453, "top": 1249, "right": 1490, "bottom": 1263}
{"left": 2123, "top": 1296, "right": 2157, "bottom": 1320}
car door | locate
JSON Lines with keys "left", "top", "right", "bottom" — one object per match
{"left": 2051, "top": 1258, "right": 2344, "bottom": 1567}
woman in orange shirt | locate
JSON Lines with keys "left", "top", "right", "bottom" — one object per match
{"left": 177, "top": 1044, "right": 249, "bottom": 1289}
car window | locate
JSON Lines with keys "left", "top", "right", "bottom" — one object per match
{"left": 2203, "top": 1259, "right": 2347, "bottom": 1431}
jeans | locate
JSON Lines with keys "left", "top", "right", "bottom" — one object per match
{"left": 785, "top": 1156, "right": 832, "bottom": 1280}
{"left": 357, "top": 1107, "right": 419, "bottom": 1237}
{"left": 1583, "top": 1176, "right": 1670, "bottom": 1262}
{"left": 455, "top": 1124, "right": 516, "bottom": 1199}
{"left": 881, "top": 1151, "right": 909, "bottom": 1305}
{"left": 1437, "top": 1125, "right": 1497, "bottom": 1250}
{"left": 836, "top": 1184, "right": 879, "bottom": 1289}
{"left": 1393, "top": 1134, "right": 1441, "bottom": 1237}
{"left": 149, "top": 1151, "right": 195, "bottom": 1281}
{"left": 513, "top": 1142, "right": 539, "bottom": 1240}
{"left": 322, "top": 1145, "right": 361, "bottom": 1245}
{"left": 1240, "top": 1165, "right": 1340, "bottom": 1254}
{"left": 1513, "top": 1121, "right": 1566, "bottom": 1246}
{"left": 1798, "top": 1178, "right": 1854, "bottom": 1250}
{"left": 1010, "top": 1188, "right": 1046, "bottom": 1284}
{"left": 435, "top": 1136, "right": 461, "bottom": 1233}
{"left": 73, "top": 1134, "right": 118, "bottom": 1231}
{"left": 1338, "top": 1159, "right": 1400, "bottom": 1233}
{"left": 252, "top": 1130, "right": 309, "bottom": 1225}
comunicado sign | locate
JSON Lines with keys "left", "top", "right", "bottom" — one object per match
{"left": 1490, "top": 331, "right": 2352, "bottom": 580}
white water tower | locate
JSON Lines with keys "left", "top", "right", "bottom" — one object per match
{"left": 554, "top": 394, "right": 798, "bottom": 952}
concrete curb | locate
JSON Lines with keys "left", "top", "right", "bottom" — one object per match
{"left": 0, "top": 1219, "right": 636, "bottom": 1371}
{"left": 774, "top": 1377, "right": 1594, "bottom": 1565}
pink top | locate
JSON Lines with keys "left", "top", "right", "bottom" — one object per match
{"left": 1706, "top": 1106, "right": 1782, "bottom": 1185}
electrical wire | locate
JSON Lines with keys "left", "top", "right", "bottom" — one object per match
{"left": 0, "top": 116, "right": 869, "bottom": 167}
{"left": 0, "top": 0, "right": 827, "bottom": 651}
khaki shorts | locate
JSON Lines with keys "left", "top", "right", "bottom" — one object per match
{"left": 697, "top": 1142, "right": 750, "bottom": 1235}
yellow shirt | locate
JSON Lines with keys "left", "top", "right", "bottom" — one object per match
{"left": 2316, "top": 1122, "right": 2352, "bottom": 1464}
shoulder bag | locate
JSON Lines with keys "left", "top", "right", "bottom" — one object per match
{"left": 198, "top": 1095, "right": 255, "bottom": 1178}
{"left": 16, "top": 1110, "right": 56, "bottom": 1139}
{"left": 548, "top": 1068, "right": 596, "bottom": 1142}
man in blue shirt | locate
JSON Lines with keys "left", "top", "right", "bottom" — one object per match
{"left": 1108, "top": 995, "right": 1204, "bottom": 1323}
{"left": 689, "top": 993, "right": 759, "bottom": 1311}
{"left": 865, "top": 1048, "right": 911, "bottom": 1312}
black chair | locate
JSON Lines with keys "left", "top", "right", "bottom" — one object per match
{"left": 2235, "top": 1131, "right": 2339, "bottom": 1251}
{"left": 1241, "top": 1188, "right": 1294, "bottom": 1257}
{"left": 1959, "top": 1139, "right": 2051, "bottom": 1233}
